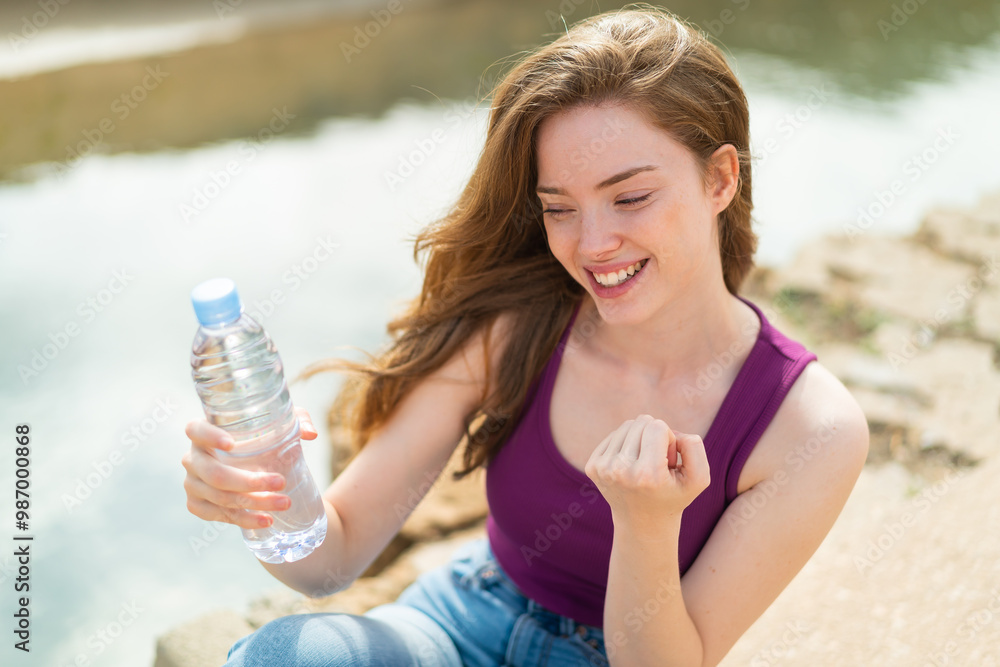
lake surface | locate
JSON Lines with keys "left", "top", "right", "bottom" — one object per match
{"left": 0, "top": 1, "right": 998, "bottom": 665}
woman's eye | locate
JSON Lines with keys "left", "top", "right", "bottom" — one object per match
{"left": 543, "top": 208, "right": 571, "bottom": 217}
{"left": 616, "top": 193, "right": 652, "bottom": 207}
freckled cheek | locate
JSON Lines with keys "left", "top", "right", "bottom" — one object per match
{"left": 547, "top": 232, "right": 588, "bottom": 278}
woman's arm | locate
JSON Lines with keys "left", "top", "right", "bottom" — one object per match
{"left": 597, "top": 364, "right": 870, "bottom": 667}
{"left": 255, "top": 311, "right": 516, "bottom": 597}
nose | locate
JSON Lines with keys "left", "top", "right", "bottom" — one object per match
{"left": 577, "top": 211, "right": 621, "bottom": 259}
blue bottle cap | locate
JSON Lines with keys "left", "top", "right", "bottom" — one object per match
{"left": 191, "top": 278, "right": 243, "bottom": 326}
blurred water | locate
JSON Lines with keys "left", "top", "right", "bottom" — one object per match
{"left": 0, "top": 4, "right": 999, "bottom": 667}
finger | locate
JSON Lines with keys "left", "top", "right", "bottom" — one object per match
{"left": 294, "top": 407, "right": 318, "bottom": 439}
{"left": 185, "top": 419, "right": 234, "bottom": 453}
{"left": 674, "top": 432, "right": 710, "bottom": 485}
{"left": 186, "top": 496, "right": 274, "bottom": 530}
{"left": 183, "top": 446, "right": 285, "bottom": 494}
{"left": 667, "top": 435, "right": 678, "bottom": 469}
{"left": 636, "top": 418, "right": 670, "bottom": 469}
{"left": 184, "top": 475, "right": 290, "bottom": 513}
{"left": 592, "top": 420, "right": 628, "bottom": 459}
{"left": 621, "top": 415, "right": 653, "bottom": 460}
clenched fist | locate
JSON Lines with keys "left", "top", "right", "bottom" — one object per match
{"left": 584, "top": 414, "right": 710, "bottom": 526}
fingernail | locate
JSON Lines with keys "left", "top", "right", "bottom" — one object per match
{"left": 219, "top": 437, "right": 234, "bottom": 450}
{"left": 258, "top": 516, "right": 271, "bottom": 527}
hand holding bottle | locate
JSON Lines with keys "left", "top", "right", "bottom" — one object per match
{"left": 182, "top": 406, "right": 319, "bottom": 530}
{"left": 186, "top": 277, "right": 327, "bottom": 563}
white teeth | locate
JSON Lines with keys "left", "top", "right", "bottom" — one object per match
{"left": 593, "top": 259, "right": 646, "bottom": 286}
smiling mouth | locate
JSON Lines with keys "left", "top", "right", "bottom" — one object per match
{"left": 590, "top": 258, "right": 649, "bottom": 286}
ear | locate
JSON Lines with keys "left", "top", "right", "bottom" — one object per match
{"left": 705, "top": 144, "right": 740, "bottom": 215}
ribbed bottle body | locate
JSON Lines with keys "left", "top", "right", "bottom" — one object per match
{"left": 191, "top": 314, "right": 325, "bottom": 563}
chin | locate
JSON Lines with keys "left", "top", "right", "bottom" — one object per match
{"left": 591, "top": 298, "right": 653, "bottom": 326}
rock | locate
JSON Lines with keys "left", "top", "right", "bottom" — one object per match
{"left": 153, "top": 609, "right": 254, "bottom": 667}
{"left": 912, "top": 202, "right": 1000, "bottom": 268}
{"left": 824, "top": 235, "right": 974, "bottom": 324}
{"left": 973, "top": 283, "right": 1000, "bottom": 342}
{"left": 720, "top": 457, "right": 1000, "bottom": 666}
{"left": 897, "top": 338, "right": 1000, "bottom": 462}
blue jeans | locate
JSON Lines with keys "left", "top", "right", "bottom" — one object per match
{"left": 224, "top": 536, "right": 609, "bottom": 666}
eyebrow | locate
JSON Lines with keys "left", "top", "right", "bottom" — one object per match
{"left": 536, "top": 165, "right": 659, "bottom": 195}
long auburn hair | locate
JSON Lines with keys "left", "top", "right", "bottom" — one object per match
{"left": 297, "top": 4, "right": 757, "bottom": 480}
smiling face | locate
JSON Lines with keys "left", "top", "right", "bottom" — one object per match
{"left": 535, "top": 102, "right": 737, "bottom": 324}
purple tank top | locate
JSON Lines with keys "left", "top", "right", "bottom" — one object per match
{"left": 485, "top": 295, "right": 818, "bottom": 627}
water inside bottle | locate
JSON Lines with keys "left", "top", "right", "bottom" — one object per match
{"left": 191, "top": 312, "right": 327, "bottom": 563}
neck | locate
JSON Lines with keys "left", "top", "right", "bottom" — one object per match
{"left": 572, "top": 285, "right": 760, "bottom": 391}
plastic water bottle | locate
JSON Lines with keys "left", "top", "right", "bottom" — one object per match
{"left": 189, "top": 277, "right": 326, "bottom": 563}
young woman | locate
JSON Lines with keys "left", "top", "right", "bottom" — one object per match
{"left": 182, "top": 6, "right": 869, "bottom": 666}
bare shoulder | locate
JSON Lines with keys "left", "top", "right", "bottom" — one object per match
{"left": 685, "top": 359, "right": 871, "bottom": 664}
{"left": 739, "top": 359, "right": 870, "bottom": 493}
